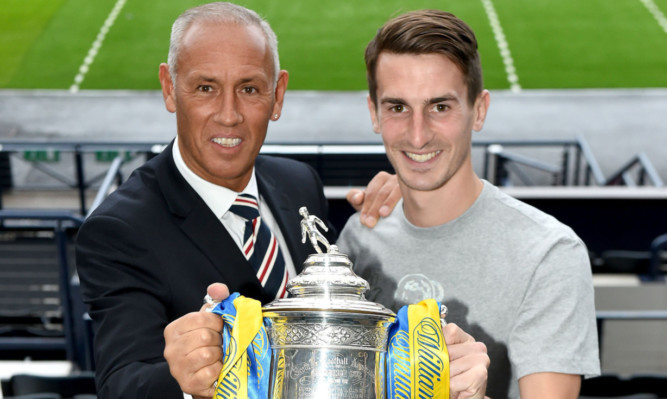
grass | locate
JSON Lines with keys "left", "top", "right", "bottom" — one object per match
{"left": 497, "top": 0, "right": 667, "bottom": 88}
{"left": 0, "top": 0, "right": 67, "bottom": 87}
{"left": 1, "top": 0, "right": 665, "bottom": 90}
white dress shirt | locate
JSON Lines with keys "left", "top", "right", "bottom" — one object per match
{"left": 172, "top": 137, "right": 297, "bottom": 278}
{"left": 173, "top": 138, "right": 296, "bottom": 399}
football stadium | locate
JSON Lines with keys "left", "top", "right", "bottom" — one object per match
{"left": 1, "top": 0, "right": 666, "bottom": 397}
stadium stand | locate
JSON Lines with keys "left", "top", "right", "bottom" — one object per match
{"left": 0, "top": 211, "right": 89, "bottom": 367}
{"left": 0, "top": 137, "right": 666, "bottom": 398}
{"left": 1, "top": 373, "right": 96, "bottom": 399}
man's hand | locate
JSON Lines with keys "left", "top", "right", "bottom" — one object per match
{"left": 346, "top": 171, "right": 401, "bottom": 228}
{"left": 443, "top": 323, "right": 490, "bottom": 399}
{"left": 164, "top": 283, "right": 230, "bottom": 399}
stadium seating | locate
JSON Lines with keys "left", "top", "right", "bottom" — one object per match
{"left": 1, "top": 373, "right": 96, "bottom": 399}
{"left": 0, "top": 211, "right": 89, "bottom": 369}
{"left": 0, "top": 138, "right": 665, "bottom": 398}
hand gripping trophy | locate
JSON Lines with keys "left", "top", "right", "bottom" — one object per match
{"left": 299, "top": 206, "right": 331, "bottom": 254}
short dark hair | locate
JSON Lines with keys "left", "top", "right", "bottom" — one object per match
{"left": 365, "top": 10, "right": 483, "bottom": 106}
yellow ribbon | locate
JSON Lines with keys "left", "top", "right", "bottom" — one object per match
{"left": 214, "top": 296, "right": 263, "bottom": 398}
{"left": 407, "top": 299, "right": 450, "bottom": 398}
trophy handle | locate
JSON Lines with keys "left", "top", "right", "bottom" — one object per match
{"left": 440, "top": 304, "right": 448, "bottom": 328}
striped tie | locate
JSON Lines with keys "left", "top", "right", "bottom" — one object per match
{"left": 229, "top": 194, "right": 288, "bottom": 299}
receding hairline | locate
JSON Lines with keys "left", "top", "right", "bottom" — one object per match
{"left": 181, "top": 20, "right": 272, "bottom": 56}
{"left": 167, "top": 2, "right": 280, "bottom": 84}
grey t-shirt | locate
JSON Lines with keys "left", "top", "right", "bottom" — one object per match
{"left": 337, "top": 181, "right": 600, "bottom": 398}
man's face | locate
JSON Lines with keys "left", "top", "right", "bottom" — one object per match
{"left": 159, "top": 22, "right": 288, "bottom": 191}
{"left": 368, "top": 52, "right": 488, "bottom": 193}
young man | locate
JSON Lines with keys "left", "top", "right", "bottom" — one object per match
{"left": 337, "top": 9, "right": 600, "bottom": 399}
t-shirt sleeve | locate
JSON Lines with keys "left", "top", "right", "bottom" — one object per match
{"left": 509, "top": 236, "right": 601, "bottom": 379}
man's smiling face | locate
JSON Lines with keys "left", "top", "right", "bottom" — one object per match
{"left": 368, "top": 52, "right": 487, "bottom": 193}
{"left": 159, "top": 21, "right": 287, "bottom": 191}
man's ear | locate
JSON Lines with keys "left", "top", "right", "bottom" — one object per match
{"left": 472, "top": 89, "right": 490, "bottom": 132}
{"left": 367, "top": 95, "right": 380, "bottom": 133}
{"left": 271, "top": 70, "right": 289, "bottom": 119}
{"left": 159, "top": 63, "right": 176, "bottom": 113}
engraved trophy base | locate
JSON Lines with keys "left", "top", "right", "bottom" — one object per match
{"left": 264, "top": 209, "right": 396, "bottom": 399}
{"left": 264, "top": 311, "right": 392, "bottom": 399}
{"left": 268, "top": 347, "right": 383, "bottom": 399}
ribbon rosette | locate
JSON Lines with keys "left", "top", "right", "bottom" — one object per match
{"left": 387, "top": 299, "right": 450, "bottom": 399}
{"left": 209, "top": 292, "right": 271, "bottom": 399}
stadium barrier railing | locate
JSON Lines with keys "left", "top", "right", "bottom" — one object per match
{"left": 2, "top": 135, "right": 662, "bottom": 210}
{"left": 0, "top": 210, "right": 89, "bottom": 371}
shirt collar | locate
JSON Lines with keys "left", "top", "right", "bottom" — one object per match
{"left": 172, "top": 136, "right": 259, "bottom": 218}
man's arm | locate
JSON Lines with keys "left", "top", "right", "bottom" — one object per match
{"left": 346, "top": 171, "right": 400, "bottom": 228}
{"left": 519, "top": 372, "right": 581, "bottom": 399}
{"left": 511, "top": 237, "right": 598, "bottom": 397}
{"left": 77, "top": 215, "right": 184, "bottom": 398}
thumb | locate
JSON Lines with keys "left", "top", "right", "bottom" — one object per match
{"left": 200, "top": 283, "right": 230, "bottom": 311}
{"left": 207, "top": 283, "right": 230, "bottom": 302}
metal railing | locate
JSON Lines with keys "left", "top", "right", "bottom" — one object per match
{"left": 1, "top": 137, "right": 664, "bottom": 215}
{"left": 480, "top": 135, "right": 663, "bottom": 187}
{"left": 0, "top": 141, "right": 163, "bottom": 214}
{"left": 605, "top": 152, "right": 665, "bottom": 187}
{"left": 87, "top": 155, "right": 125, "bottom": 218}
{"left": 0, "top": 210, "right": 85, "bottom": 368}
{"left": 480, "top": 135, "right": 609, "bottom": 186}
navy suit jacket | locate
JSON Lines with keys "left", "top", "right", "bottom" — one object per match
{"left": 76, "top": 143, "right": 335, "bottom": 398}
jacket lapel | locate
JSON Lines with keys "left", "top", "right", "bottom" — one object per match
{"left": 155, "top": 143, "right": 265, "bottom": 300}
{"left": 255, "top": 156, "right": 308, "bottom": 273}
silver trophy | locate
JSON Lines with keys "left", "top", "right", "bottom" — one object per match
{"left": 262, "top": 207, "right": 396, "bottom": 399}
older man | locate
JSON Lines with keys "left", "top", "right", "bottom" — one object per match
{"left": 76, "top": 3, "right": 399, "bottom": 398}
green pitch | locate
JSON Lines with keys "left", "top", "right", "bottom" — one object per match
{"left": 1, "top": 0, "right": 666, "bottom": 90}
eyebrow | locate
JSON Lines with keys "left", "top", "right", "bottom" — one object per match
{"left": 380, "top": 95, "right": 460, "bottom": 106}
{"left": 380, "top": 97, "right": 407, "bottom": 105}
{"left": 426, "top": 95, "right": 458, "bottom": 105}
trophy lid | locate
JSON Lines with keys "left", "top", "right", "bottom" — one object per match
{"left": 262, "top": 208, "right": 394, "bottom": 318}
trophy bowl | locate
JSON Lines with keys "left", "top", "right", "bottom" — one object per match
{"left": 262, "top": 209, "right": 396, "bottom": 399}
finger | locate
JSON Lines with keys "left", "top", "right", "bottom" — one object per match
{"left": 164, "top": 323, "right": 223, "bottom": 365}
{"left": 360, "top": 172, "right": 393, "bottom": 227}
{"left": 443, "top": 322, "right": 476, "bottom": 346}
{"left": 449, "top": 360, "right": 488, "bottom": 399}
{"left": 378, "top": 178, "right": 401, "bottom": 217}
{"left": 448, "top": 346, "right": 489, "bottom": 377}
{"left": 166, "top": 311, "right": 224, "bottom": 339}
{"left": 185, "top": 343, "right": 223, "bottom": 371}
{"left": 164, "top": 329, "right": 223, "bottom": 395}
{"left": 178, "top": 355, "right": 223, "bottom": 398}
{"left": 346, "top": 189, "right": 365, "bottom": 211}
{"left": 447, "top": 340, "right": 488, "bottom": 364}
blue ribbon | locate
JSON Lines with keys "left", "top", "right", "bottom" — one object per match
{"left": 210, "top": 293, "right": 271, "bottom": 399}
